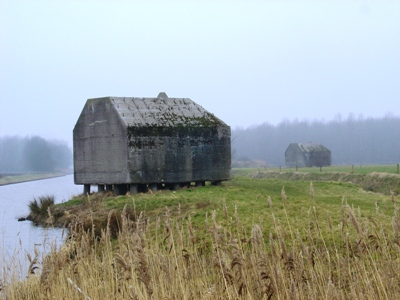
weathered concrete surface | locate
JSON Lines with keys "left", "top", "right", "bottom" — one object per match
{"left": 74, "top": 93, "right": 231, "bottom": 191}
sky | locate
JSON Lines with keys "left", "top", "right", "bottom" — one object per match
{"left": 1, "top": 0, "right": 399, "bottom": 147}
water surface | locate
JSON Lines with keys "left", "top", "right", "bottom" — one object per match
{"left": 0, "top": 175, "right": 81, "bottom": 277}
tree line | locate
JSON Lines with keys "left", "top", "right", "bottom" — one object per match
{"left": 0, "top": 135, "right": 72, "bottom": 173}
{"left": 232, "top": 115, "right": 400, "bottom": 166}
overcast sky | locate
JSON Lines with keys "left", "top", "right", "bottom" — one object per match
{"left": 1, "top": 0, "right": 399, "bottom": 147}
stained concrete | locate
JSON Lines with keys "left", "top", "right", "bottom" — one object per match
{"left": 73, "top": 93, "right": 231, "bottom": 194}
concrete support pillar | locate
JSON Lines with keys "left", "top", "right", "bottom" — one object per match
{"left": 195, "top": 181, "right": 205, "bottom": 187}
{"left": 83, "top": 184, "right": 91, "bottom": 195}
{"left": 130, "top": 184, "right": 138, "bottom": 195}
{"left": 170, "top": 183, "right": 181, "bottom": 191}
{"left": 114, "top": 185, "right": 121, "bottom": 196}
{"left": 211, "top": 180, "right": 221, "bottom": 186}
{"left": 114, "top": 184, "right": 127, "bottom": 196}
{"left": 138, "top": 184, "right": 147, "bottom": 193}
{"left": 149, "top": 183, "right": 158, "bottom": 192}
{"left": 98, "top": 185, "right": 105, "bottom": 193}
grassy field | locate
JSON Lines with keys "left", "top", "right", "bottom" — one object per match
{"left": 2, "top": 169, "right": 400, "bottom": 299}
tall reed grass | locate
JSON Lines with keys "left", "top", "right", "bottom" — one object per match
{"left": 28, "top": 195, "right": 55, "bottom": 218}
{"left": 3, "top": 185, "right": 400, "bottom": 299}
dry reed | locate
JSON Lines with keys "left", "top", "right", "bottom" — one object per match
{"left": 3, "top": 185, "right": 400, "bottom": 299}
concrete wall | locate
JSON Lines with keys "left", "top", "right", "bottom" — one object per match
{"left": 285, "top": 144, "right": 306, "bottom": 167}
{"left": 74, "top": 98, "right": 129, "bottom": 184}
{"left": 127, "top": 125, "right": 231, "bottom": 183}
{"left": 307, "top": 151, "right": 331, "bottom": 167}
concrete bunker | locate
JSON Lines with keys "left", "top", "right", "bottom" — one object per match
{"left": 285, "top": 142, "right": 331, "bottom": 167}
{"left": 73, "top": 92, "right": 231, "bottom": 195}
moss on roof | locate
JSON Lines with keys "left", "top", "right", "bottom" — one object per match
{"left": 103, "top": 96, "right": 227, "bottom": 128}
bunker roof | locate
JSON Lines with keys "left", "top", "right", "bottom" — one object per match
{"left": 87, "top": 92, "right": 225, "bottom": 128}
{"left": 297, "top": 142, "right": 330, "bottom": 153}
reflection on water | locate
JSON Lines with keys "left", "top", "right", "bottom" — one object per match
{"left": 0, "top": 175, "right": 80, "bottom": 278}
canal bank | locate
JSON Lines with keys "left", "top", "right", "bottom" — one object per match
{"left": 0, "top": 173, "right": 71, "bottom": 186}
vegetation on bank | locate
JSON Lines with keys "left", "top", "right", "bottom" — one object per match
{"left": 2, "top": 168, "right": 400, "bottom": 298}
{"left": 27, "top": 195, "right": 55, "bottom": 221}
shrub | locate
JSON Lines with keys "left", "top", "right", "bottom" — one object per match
{"left": 28, "top": 195, "right": 55, "bottom": 217}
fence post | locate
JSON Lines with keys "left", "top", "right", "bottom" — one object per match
{"left": 397, "top": 164, "right": 399, "bottom": 174}
{"left": 351, "top": 165, "right": 354, "bottom": 174}
{"left": 279, "top": 166, "right": 281, "bottom": 172}
{"left": 296, "top": 165, "right": 298, "bottom": 171}
{"left": 320, "top": 166, "right": 322, "bottom": 172}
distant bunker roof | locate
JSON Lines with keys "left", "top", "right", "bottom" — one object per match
{"left": 73, "top": 92, "right": 231, "bottom": 187}
{"left": 297, "top": 143, "right": 330, "bottom": 153}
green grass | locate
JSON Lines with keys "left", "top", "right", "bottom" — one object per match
{"left": 234, "top": 167, "right": 400, "bottom": 195}
{"left": 5, "top": 169, "right": 400, "bottom": 299}
{"left": 57, "top": 173, "right": 393, "bottom": 244}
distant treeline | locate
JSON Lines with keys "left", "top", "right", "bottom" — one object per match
{"left": 232, "top": 115, "right": 400, "bottom": 166}
{"left": 0, "top": 136, "right": 72, "bottom": 173}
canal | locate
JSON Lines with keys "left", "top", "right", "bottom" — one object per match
{"left": 0, "top": 175, "right": 80, "bottom": 278}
